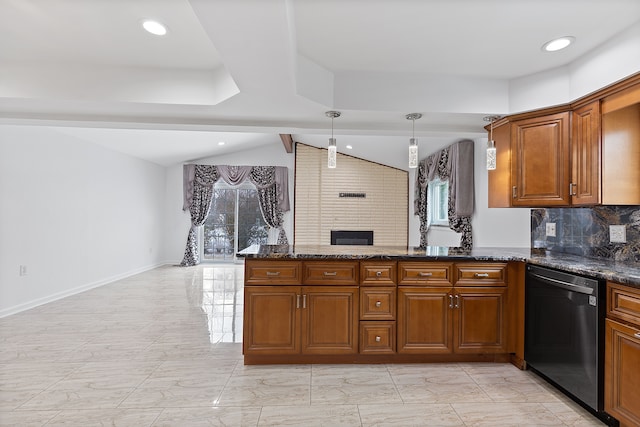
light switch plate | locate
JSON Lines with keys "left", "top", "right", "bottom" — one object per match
{"left": 545, "top": 222, "right": 556, "bottom": 237}
{"left": 610, "top": 225, "right": 626, "bottom": 243}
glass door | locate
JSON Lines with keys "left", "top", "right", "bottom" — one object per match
{"left": 201, "top": 183, "right": 268, "bottom": 261}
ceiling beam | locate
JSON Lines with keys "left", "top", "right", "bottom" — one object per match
{"left": 279, "top": 133, "right": 294, "bottom": 153}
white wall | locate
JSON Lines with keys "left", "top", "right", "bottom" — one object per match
{"left": 163, "top": 142, "right": 295, "bottom": 264}
{"left": 0, "top": 125, "right": 166, "bottom": 316}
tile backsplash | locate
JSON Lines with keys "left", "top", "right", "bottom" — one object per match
{"left": 531, "top": 206, "right": 640, "bottom": 264}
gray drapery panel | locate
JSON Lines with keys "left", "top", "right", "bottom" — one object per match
{"left": 414, "top": 139, "right": 474, "bottom": 249}
{"left": 180, "top": 165, "right": 219, "bottom": 266}
{"left": 180, "top": 164, "right": 290, "bottom": 266}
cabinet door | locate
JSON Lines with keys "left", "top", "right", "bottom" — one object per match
{"left": 243, "top": 286, "right": 301, "bottom": 355}
{"left": 511, "top": 112, "right": 571, "bottom": 206}
{"left": 453, "top": 287, "right": 507, "bottom": 354}
{"left": 605, "top": 319, "right": 640, "bottom": 427}
{"left": 571, "top": 101, "right": 601, "bottom": 205}
{"left": 301, "top": 286, "right": 358, "bottom": 354}
{"left": 397, "top": 287, "right": 453, "bottom": 354}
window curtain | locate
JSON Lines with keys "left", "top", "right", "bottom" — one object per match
{"left": 414, "top": 139, "right": 474, "bottom": 249}
{"left": 180, "top": 164, "right": 290, "bottom": 266}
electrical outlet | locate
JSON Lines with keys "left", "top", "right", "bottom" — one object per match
{"left": 545, "top": 222, "right": 556, "bottom": 237}
{"left": 610, "top": 225, "right": 626, "bottom": 243}
{"left": 19, "top": 265, "right": 27, "bottom": 276}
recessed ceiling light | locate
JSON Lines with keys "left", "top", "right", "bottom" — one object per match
{"left": 142, "top": 20, "right": 168, "bottom": 36}
{"left": 346, "top": 145, "right": 353, "bottom": 150}
{"left": 218, "top": 141, "right": 225, "bottom": 146}
{"left": 542, "top": 36, "right": 575, "bottom": 52}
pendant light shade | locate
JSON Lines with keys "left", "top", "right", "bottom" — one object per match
{"left": 326, "top": 111, "right": 341, "bottom": 169}
{"left": 484, "top": 115, "right": 500, "bottom": 170}
{"left": 406, "top": 113, "right": 422, "bottom": 168}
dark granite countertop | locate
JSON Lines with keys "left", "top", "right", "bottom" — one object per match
{"left": 238, "top": 245, "right": 640, "bottom": 288}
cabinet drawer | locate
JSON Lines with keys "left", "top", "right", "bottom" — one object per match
{"left": 303, "top": 261, "right": 358, "bottom": 285}
{"left": 455, "top": 263, "right": 507, "bottom": 286}
{"left": 245, "top": 261, "right": 302, "bottom": 285}
{"left": 360, "top": 287, "right": 396, "bottom": 320}
{"left": 608, "top": 282, "right": 640, "bottom": 325}
{"left": 360, "top": 262, "right": 397, "bottom": 285}
{"left": 360, "top": 321, "right": 396, "bottom": 354}
{"left": 398, "top": 262, "right": 453, "bottom": 285}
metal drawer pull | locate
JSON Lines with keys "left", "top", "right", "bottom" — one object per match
{"left": 266, "top": 271, "right": 281, "bottom": 276}
{"left": 323, "top": 271, "right": 337, "bottom": 276}
{"left": 375, "top": 301, "right": 382, "bottom": 307}
{"left": 449, "top": 294, "right": 454, "bottom": 309}
{"left": 375, "top": 336, "right": 381, "bottom": 342}
{"left": 455, "top": 295, "right": 460, "bottom": 308}
{"left": 474, "top": 273, "right": 490, "bottom": 278}
{"left": 635, "top": 332, "right": 640, "bottom": 339}
{"left": 418, "top": 272, "right": 433, "bottom": 277}
{"left": 376, "top": 271, "right": 382, "bottom": 277}
{"left": 296, "top": 294, "right": 301, "bottom": 309}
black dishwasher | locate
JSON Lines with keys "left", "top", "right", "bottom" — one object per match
{"left": 525, "top": 264, "right": 615, "bottom": 425}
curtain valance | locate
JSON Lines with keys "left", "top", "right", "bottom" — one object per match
{"left": 414, "top": 139, "right": 474, "bottom": 249}
{"left": 180, "top": 164, "right": 290, "bottom": 266}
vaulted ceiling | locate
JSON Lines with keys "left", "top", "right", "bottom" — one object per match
{"left": 1, "top": 0, "right": 639, "bottom": 168}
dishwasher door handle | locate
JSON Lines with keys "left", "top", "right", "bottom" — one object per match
{"left": 530, "top": 272, "right": 594, "bottom": 295}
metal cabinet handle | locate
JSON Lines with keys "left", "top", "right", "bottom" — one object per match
{"left": 569, "top": 183, "right": 577, "bottom": 196}
{"left": 266, "top": 271, "right": 280, "bottom": 276}
{"left": 474, "top": 273, "right": 489, "bottom": 278}
{"left": 376, "top": 271, "right": 382, "bottom": 277}
{"left": 455, "top": 295, "right": 460, "bottom": 309}
{"left": 449, "top": 294, "right": 454, "bottom": 309}
{"left": 323, "top": 271, "right": 337, "bottom": 276}
{"left": 419, "top": 272, "right": 433, "bottom": 277}
{"left": 302, "top": 294, "right": 307, "bottom": 308}
{"left": 512, "top": 186, "right": 517, "bottom": 199}
{"left": 634, "top": 332, "right": 640, "bottom": 339}
{"left": 375, "top": 336, "right": 381, "bottom": 342}
{"left": 296, "top": 294, "right": 301, "bottom": 309}
{"left": 375, "top": 301, "right": 382, "bottom": 308}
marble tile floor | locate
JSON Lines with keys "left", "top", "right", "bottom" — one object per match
{"left": 0, "top": 264, "right": 606, "bottom": 426}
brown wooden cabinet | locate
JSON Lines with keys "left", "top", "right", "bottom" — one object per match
{"left": 244, "top": 285, "right": 359, "bottom": 357}
{"left": 487, "top": 73, "right": 640, "bottom": 208}
{"left": 605, "top": 282, "right": 640, "bottom": 427}
{"left": 397, "top": 262, "right": 508, "bottom": 355}
{"left": 571, "top": 101, "right": 601, "bottom": 205}
{"left": 510, "top": 111, "right": 571, "bottom": 206}
{"left": 244, "top": 259, "right": 512, "bottom": 364}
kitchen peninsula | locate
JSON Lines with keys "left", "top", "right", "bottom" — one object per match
{"left": 239, "top": 245, "right": 640, "bottom": 366}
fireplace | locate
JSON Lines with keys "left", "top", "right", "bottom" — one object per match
{"left": 330, "top": 230, "right": 373, "bottom": 245}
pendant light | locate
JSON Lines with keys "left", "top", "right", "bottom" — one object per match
{"left": 326, "top": 111, "right": 341, "bottom": 168}
{"left": 484, "top": 115, "right": 500, "bottom": 170}
{"left": 406, "top": 113, "right": 422, "bottom": 168}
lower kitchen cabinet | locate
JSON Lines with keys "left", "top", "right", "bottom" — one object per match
{"left": 605, "top": 282, "right": 640, "bottom": 427}
{"left": 398, "top": 263, "right": 508, "bottom": 355}
{"left": 244, "top": 285, "right": 359, "bottom": 357}
{"left": 397, "top": 286, "right": 452, "bottom": 353}
{"left": 397, "top": 286, "right": 508, "bottom": 354}
{"left": 454, "top": 287, "right": 508, "bottom": 353}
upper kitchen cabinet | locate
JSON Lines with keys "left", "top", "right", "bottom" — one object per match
{"left": 571, "top": 101, "right": 601, "bottom": 205}
{"left": 487, "top": 73, "right": 640, "bottom": 208}
{"left": 600, "top": 82, "right": 640, "bottom": 205}
{"left": 511, "top": 111, "right": 571, "bottom": 206}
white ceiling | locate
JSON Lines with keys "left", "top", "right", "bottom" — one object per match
{"left": 1, "top": 0, "right": 640, "bottom": 168}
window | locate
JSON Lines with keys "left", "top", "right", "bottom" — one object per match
{"left": 428, "top": 179, "right": 449, "bottom": 226}
{"left": 201, "top": 183, "right": 268, "bottom": 261}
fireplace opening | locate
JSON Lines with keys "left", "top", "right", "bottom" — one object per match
{"left": 330, "top": 230, "right": 373, "bottom": 245}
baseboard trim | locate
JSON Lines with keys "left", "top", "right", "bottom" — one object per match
{"left": 0, "top": 262, "right": 168, "bottom": 318}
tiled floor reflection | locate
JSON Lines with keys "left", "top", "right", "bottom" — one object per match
{"left": 0, "top": 264, "right": 606, "bottom": 426}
